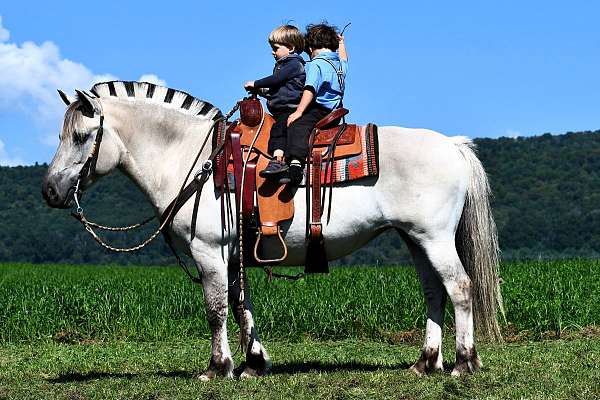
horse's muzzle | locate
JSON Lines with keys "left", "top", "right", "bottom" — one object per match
{"left": 42, "top": 175, "right": 72, "bottom": 209}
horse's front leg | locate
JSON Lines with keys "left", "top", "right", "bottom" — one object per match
{"left": 228, "top": 259, "right": 271, "bottom": 378}
{"left": 192, "top": 252, "right": 234, "bottom": 380}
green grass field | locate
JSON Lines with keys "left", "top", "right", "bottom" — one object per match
{"left": 0, "top": 338, "right": 599, "bottom": 399}
{"left": 0, "top": 260, "right": 599, "bottom": 342}
{"left": 0, "top": 260, "right": 599, "bottom": 399}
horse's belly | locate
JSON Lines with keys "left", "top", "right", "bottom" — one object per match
{"left": 256, "top": 180, "right": 388, "bottom": 265}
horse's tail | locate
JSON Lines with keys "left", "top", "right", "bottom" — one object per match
{"left": 452, "top": 136, "right": 504, "bottom": 342}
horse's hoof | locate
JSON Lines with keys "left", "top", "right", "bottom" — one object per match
{"left": 197, "top": 356, "right": 234, "bottom": 380}
{"left": 451, "top": 349, "right": 482, "bottom": 377}
{"left": 239, "top": 366, "right": 260, "bottom": 379}
{"left": 244, "top": 345, "right": 272, "bottom": 377}
{"left": 409, "top": 364, "right": 425, "bottom": 377}
{"left": 196, "top": 373, "right": 212, "bottom": 382}
{"left": 195, "top": 370, "right": 235, "bottom": 381}
{"left": 410, "top": 349, "right": 443, "bottom": 376}
{"left": 409, "top": 362, "right": 443, "bottom": 377}
{"left": 234, "top": 361, "right": 270, "bottom": 379}
{"left": 450, "top": 359, "right": 481, "bottom": 377}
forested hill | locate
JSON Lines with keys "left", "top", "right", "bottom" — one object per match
{"left": 2, "top": 129, "right": 600, "bottom": 265}
{"left": 477, "top": 130, "right": 600, "bottom": 260}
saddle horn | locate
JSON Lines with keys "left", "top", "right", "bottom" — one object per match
{"left": 239, "top": 95, "right": 263, "bottom": 127}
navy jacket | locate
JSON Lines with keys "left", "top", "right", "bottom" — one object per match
{"left": 254, "top": 54, "right": 306, "bottom": 113}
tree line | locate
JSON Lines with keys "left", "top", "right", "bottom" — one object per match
{"left": 2, "top": 129, "right": 600, "bottom": 266}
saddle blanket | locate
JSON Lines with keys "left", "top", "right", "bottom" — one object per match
{"left": 225, "top": 123, "right": 379, "bottom": 186}
{"left": 319, "top": 123, "right": 379, "bottom": 184}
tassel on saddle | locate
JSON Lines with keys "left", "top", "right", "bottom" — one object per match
{"left": 303, "top": 108, "right": 350, "bottom": 274}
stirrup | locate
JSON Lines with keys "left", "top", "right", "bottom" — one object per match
{"left": 253, "top": 228, "right": 288, "bottom": 264}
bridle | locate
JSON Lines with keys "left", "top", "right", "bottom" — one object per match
{"left": 67, "top": 98, "right": 242, "bottom": 283}
{"left": 72, "top": 114, "right": 104, "bottom": 214}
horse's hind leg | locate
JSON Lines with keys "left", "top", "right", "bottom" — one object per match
{"left": 420, "top": 237, "right": 482, "bottom": 376}
{"left": 399, "top": 230, "right": 445, "bottom": 375}
{"left": 228, "top": 259, "right": 271, "bottom": 378}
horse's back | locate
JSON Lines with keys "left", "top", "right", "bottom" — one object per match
{"left": 377, "top": 126, "right": 471, "bottom": 181}
{"left": 368, "top": 127, "right": 470, "bottom": 234}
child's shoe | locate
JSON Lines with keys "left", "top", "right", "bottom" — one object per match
{"left": 279, "top": 164, "right": 303, "bottom": 186}
{"left": 259, "top": 160, "right": 289, "bottom": 177}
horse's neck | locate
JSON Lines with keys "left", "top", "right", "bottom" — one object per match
{"left": 105, "top": 101, "right": 214, "bottom": 213}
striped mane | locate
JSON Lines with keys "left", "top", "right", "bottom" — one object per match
{"left": 91, "top": 81, "right": 223, "bottom": 121}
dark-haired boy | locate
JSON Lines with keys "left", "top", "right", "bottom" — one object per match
{"left": 283, "top": 23, "right": 348, "bottom": 185}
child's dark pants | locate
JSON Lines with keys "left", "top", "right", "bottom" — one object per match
{"left": 267, "top": 110, "right": 293, "bottom": 156}
{"left": 267, "top": 104, "right": 331, "bottom": 161}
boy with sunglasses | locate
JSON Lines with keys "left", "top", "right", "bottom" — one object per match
{"left": 244, "top": 25, "right": 306, "bottom": 179}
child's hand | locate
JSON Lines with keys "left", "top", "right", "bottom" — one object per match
{"left": 287, "top": 111, "right": 302, "bottom": 126}
{"left": 244, "top": 81, "right": 255, "bottom": 90}
{"left": 338, "top": 34, "right": 344, "bottom": 43}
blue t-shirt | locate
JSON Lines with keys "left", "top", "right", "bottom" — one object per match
{"left": 304, "top": 52, "right": 348, "bottom": 110}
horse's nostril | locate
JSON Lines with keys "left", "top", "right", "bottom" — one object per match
{"left": 42, "top": 180, "right": 59, "bottom": 204}
{"left": 42, "top": 178, "right": 70, "bottom": 209}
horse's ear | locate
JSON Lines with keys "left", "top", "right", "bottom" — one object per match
{"left": 75, "top": 89, "right": 102, "bottom": 117}
{"left": 57, "top": 89, "right": 71, "bottom": 106}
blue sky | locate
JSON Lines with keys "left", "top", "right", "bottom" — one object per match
{"left": 0, "top": 1, "right": 599, "bottom": 165}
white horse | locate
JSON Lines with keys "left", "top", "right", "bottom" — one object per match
{"left": 42, "top": 81, "right": 501, "bottom": 379}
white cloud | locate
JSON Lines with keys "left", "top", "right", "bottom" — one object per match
{"left": 139, "top": 74, "right": 166, "bottom": 86}
{"left": 0, "top": 139, "right": 24, "bottom": 166}
{"left": 0, "top": 16, "right": 166, "bottom": 149}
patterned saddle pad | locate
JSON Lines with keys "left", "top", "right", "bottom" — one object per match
{"left": 223, "top": 122, "right": 379, "bottom": 186}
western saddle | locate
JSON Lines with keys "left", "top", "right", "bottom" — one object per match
{"left": 214, "top": 95, "right": 369, "bottom": 274}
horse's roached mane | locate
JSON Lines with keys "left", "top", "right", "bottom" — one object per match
{"left": 91, "top": 81, "right": 223, "bottom": 121}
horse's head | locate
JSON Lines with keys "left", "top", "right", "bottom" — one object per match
{"left": 42, "top": 90, "right": 121, "bottom": 208}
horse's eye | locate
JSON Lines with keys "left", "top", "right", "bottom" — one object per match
{"left": 72, "top": 131, "right": 86, "bottom": 145}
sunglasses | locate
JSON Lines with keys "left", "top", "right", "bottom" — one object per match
{"left": 271, "top": 43, "right": 289, "bottom": 51}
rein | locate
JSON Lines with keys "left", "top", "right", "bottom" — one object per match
{"left": 69, "top": 96, "right": 297, "bottom": 291}
{"left": 70, "top": 100, "right": 242, "bottom": 283}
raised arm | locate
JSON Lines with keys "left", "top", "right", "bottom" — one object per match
{"left": 338, "top": 35, "right": 348, "bottom": 61}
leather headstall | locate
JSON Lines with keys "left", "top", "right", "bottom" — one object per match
{"left": 72, "top": 114, "right": 105, "bottom": 212}
{"left": 68, "top": 96, "right": 244, "bottom": 286}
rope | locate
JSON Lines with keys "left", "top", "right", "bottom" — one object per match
{"left": 223, "top": 101, "right": 241, "bottom": 121}
{"left": 72, "top": 100, "right": 243, "bottom": 255}
{"left": 82, "top": 215, "right": 156, "bottom": 231}
{"left": 238, "top": 107, "right": 265, "bottom": 305}
{"left": 75, "top": 213, "right": 163, "bottom": 253}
